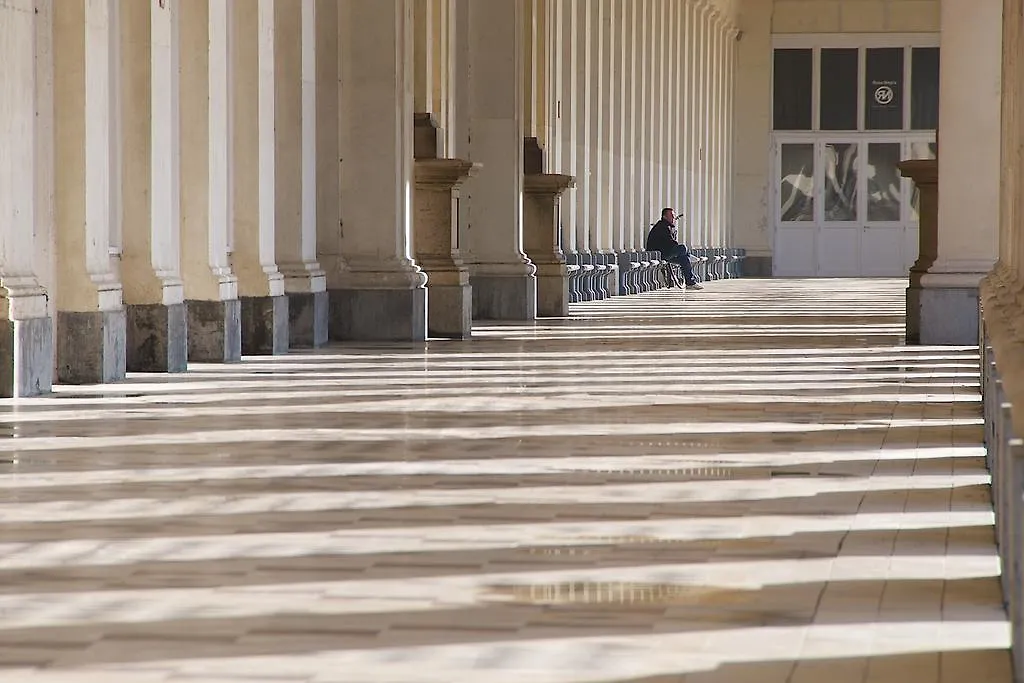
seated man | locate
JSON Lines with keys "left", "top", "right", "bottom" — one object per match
{"left": 645, "top": 207, "right": 703, "bottom": 290}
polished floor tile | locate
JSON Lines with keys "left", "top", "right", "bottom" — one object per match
{"left": 0, "top": 279, "right": 1010, "bottom": 682}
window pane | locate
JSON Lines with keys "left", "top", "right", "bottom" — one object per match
{"left": 865, "top": 48, "right": 904, "bottom": 130}
{"left": 867, "top": 143, "right": 902, "bottom": 222}
{"left": 820, "top": 48, "right": 858, "bottom": 130}
{"left": 780, "top": 143, "right": 814, "bottom": 222}
{"left": 824, "top": 142, "right": 858, "bottom": 222}
{"left": 909, "top": 142, "right": 938, "bottom": 222}
{"left": 774, "top": 49, "right": 813, "bottom": 130}
{"left": 911, "top": 47, "right": 940, "bottom": 130}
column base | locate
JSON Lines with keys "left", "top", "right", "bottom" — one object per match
{"left": 288, "top": 291, "right": 329, "bottom": 349}
{"left": 536, "top": 271, "right": 569, "bottom": 318}
{"left": 428, "top": 284, "right": 472, "bottom": 339}
{"left": 58, "top": 310, "right": 128, "bottom": 384}
{"left": 0, "top": 316, "right": 54, "bottom": 397}
{"left": 329, "top": 287, "right": 427, "bottom": 342}
{"left": 186, "top": 299, "right": 242, "bottom": 363}
{"left": 126, "top": 304, "right": 187, "bottom": 373}
{"left": 240, "top": 296, "right": 289, "bottom": 356}
{"left": 907, "top": 285, "right": 980, "bottom": 345}
{"left": 472, "top": 275, "right": 537, "bottom": 321}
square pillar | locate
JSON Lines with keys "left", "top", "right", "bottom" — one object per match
{"left": 464, "top": 0, "right": 537, "bottom": 320}
{"left": 333, "top": 0, "right": 427, "bottom": 342}
{"left": 179, "top": 0, "right": 242, "bottom": 364}
{"left": 120, "top": 0, "right": 188, "bottom": 374}
{"left": 232, "top": 0, "right": 289, "bottom": 355}
{"left": 0, "top": 0, "right": 55, "bottom": 397}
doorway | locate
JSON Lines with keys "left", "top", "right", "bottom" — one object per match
{"left": 773, "top": 135, "right": 936, "bottom": 277}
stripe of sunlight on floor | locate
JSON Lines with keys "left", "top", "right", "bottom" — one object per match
{"left": 0, "top": 278, "right": 1010, "bottom": 683}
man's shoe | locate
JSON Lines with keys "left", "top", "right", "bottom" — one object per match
{"left": 686, "top": 282, "right": 704, "bottom": 290}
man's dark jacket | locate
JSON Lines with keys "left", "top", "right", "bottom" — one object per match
{"left": 645, "top": 219, "right": 678, "bottom": 256}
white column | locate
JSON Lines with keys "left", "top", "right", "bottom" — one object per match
{"left": 230, "top": 0, "right": 287, "bottom": 354}
{"left": 573, "top": 0, "right": 590, "bottom": 254}
{"left": 0, "top": 0, "right": 55, "bottom": 396}
{"left": 315, "top": 0, "right": 341, "bottom": 292}
{"left": 465, "top": 0, "right": 536, "bottom": 320}
{"left": 209, "top": 0, "right": 236, "bottom": 300}
{"left": 336, "top": 0, "right": 426, "bottom": 340}
{"left": 724, "top": 23, "right": 736, "bottom": 246}
{"left": 637, "top": 0, "right": 650, "bottom": 241}
{"left": 621, "top": 0, "right": 635, "bottom": 251}
{"left": 684, "top": 1, "right": 696, "bottom": 245}
{"left": 913, "top": 0, "right": 1002, "bottom": 344}
{"left": 663, "top": 0, "right": 671, "bottom": 210}
{"left": 151, "top": 0, "right": 184, "bottom": 308}
{"left": 711, "top": 15, "right": 721, "bottom": 247}
{"left": 557, "top": 0, "right": 578, "bottom": 256}
{"left": 611, "top": 0, "right": 624, "bottom": 253}
{"left": 53, "top": 0, "right": 127, "bottom": 384}
{"left": 588, "top": 0, "right": 605, "bottom": 255}
{"left": 273, "top": 0, "right": 327, "bottom": 347}
{"left": 178, "top": 0, "right": 241, "bottom": 363}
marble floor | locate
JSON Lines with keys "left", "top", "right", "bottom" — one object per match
{"left": 0, "top": 278, "right": 1011, "bottom": 682}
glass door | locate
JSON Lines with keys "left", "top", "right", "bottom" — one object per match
{"left": 818, "top": 140, "right": 861, "bottom": 276}
{"left": 774, "top": 139, "right": 817, "bottom": 276}
{"left": 860, "top": 141, "right": 906, "bottom": 276}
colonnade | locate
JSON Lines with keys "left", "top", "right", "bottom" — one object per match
{"left": 543, "top": 0, "right": 736, "bottom": 260}
{"left": 0, "top": 0, "right": 740, "bottom": 398}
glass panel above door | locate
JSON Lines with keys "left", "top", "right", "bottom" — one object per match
{"left": 780, "top": 143, "right": 815, "bottom": 222}
{"left": 867, "top": 143, "right": 902, "bottom": 222}
{"left": 824, "top": 142, "right": 858, "bottom": 222}
{"left": 865, "top": 48, "right": 905, "bottom": 130}
{"left": 773, "top": 49, "right": 813, "bottom": 130}
{"left": 820, "top": 48, "right": 859, "bottom": 131}
{"left": 911, "top": 47, "right": 940, "bottom": 130}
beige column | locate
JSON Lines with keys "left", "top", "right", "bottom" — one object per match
{"left": 636, "top": 0, "right": 650, "bottom": 245}
{"left": 119, "top": 0, "right": 188, "bottom": 373}
{"left": 573, "top": 0, "right": 591, "bottom": 256}
{"left": 710, "top": 12, "right": 722, "bottom": 249}
{"left": 54, "top": 0, "right": 127, "bottom": 385}
{"left": 911, "top": 0, "right": 1002, "bottom": 344}
{"left": 315, "top": 0, "right": 341, "bottom": 301}
{"left": 178, "top": 0, "right": 241, "bottom": 364}
{"left": 334, "top": 0, "right": 426, "bottom": 341}
{"left": 0, "top": 0, "right": 55, "bottom": 397}
{"left": 621, "top": 0, "right": 636, "bottom": 251}
{"left": 231, "top": 0, "right": 287, "bottom": 355}
{"left": 684, "top": 0, "right": 696, "bottom": 247}
{"left": 664, "top": 0, "right": 677, "bottom": 215}
{"left": 556, "top": 0, "right": 578, "bottom": 258}
{"left": 273, "top": 0, "right": 328, "bottom": 348}
{"left": 589, "top": 0, "right": 606, "bottom": 255}
{"left": 413, "top": 0, "right": 477, "bottom": 338}
{"left": 464, "top": 0, "right": 537, "bottom": 320}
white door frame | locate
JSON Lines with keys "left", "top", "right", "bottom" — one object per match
{"left": 772, "top": 131, "right": 936, "bottom": 276}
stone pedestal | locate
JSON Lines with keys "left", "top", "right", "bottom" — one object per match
{"left": 414, "top": 158, "right": 477, "bottom": 338}
{"left": 901, "top": 158, "right": 962, "bottom": 342}
{"left": 0, "top": 315, "right": 54, "bottom": 398}
{"left": 59, "top": 310, "right": 128, "bottom": 384}
{"left": 288, "top": 291, "right": 329, "bottom": 348}
{"left": 523, "top": 172, "right": 575, "bottom": 317}
{"left": 330, "top": 287, "right": 427, "bottom": 342}
{"left": 241, "top": 296, "right": 289, "bottom": 355}
{"left": 186, "top": 299, "right": 242, "bottom": 363}
{"left": 126, "top": 304, "right": 187, "bottom": 373}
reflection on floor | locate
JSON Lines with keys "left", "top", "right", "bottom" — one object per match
{"left": 0, "top": 278, "right": 1011, "bottom": 682}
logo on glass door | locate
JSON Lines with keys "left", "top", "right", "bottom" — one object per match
{"left": 874, "top": 85, "right": 895, "bottom": 106}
